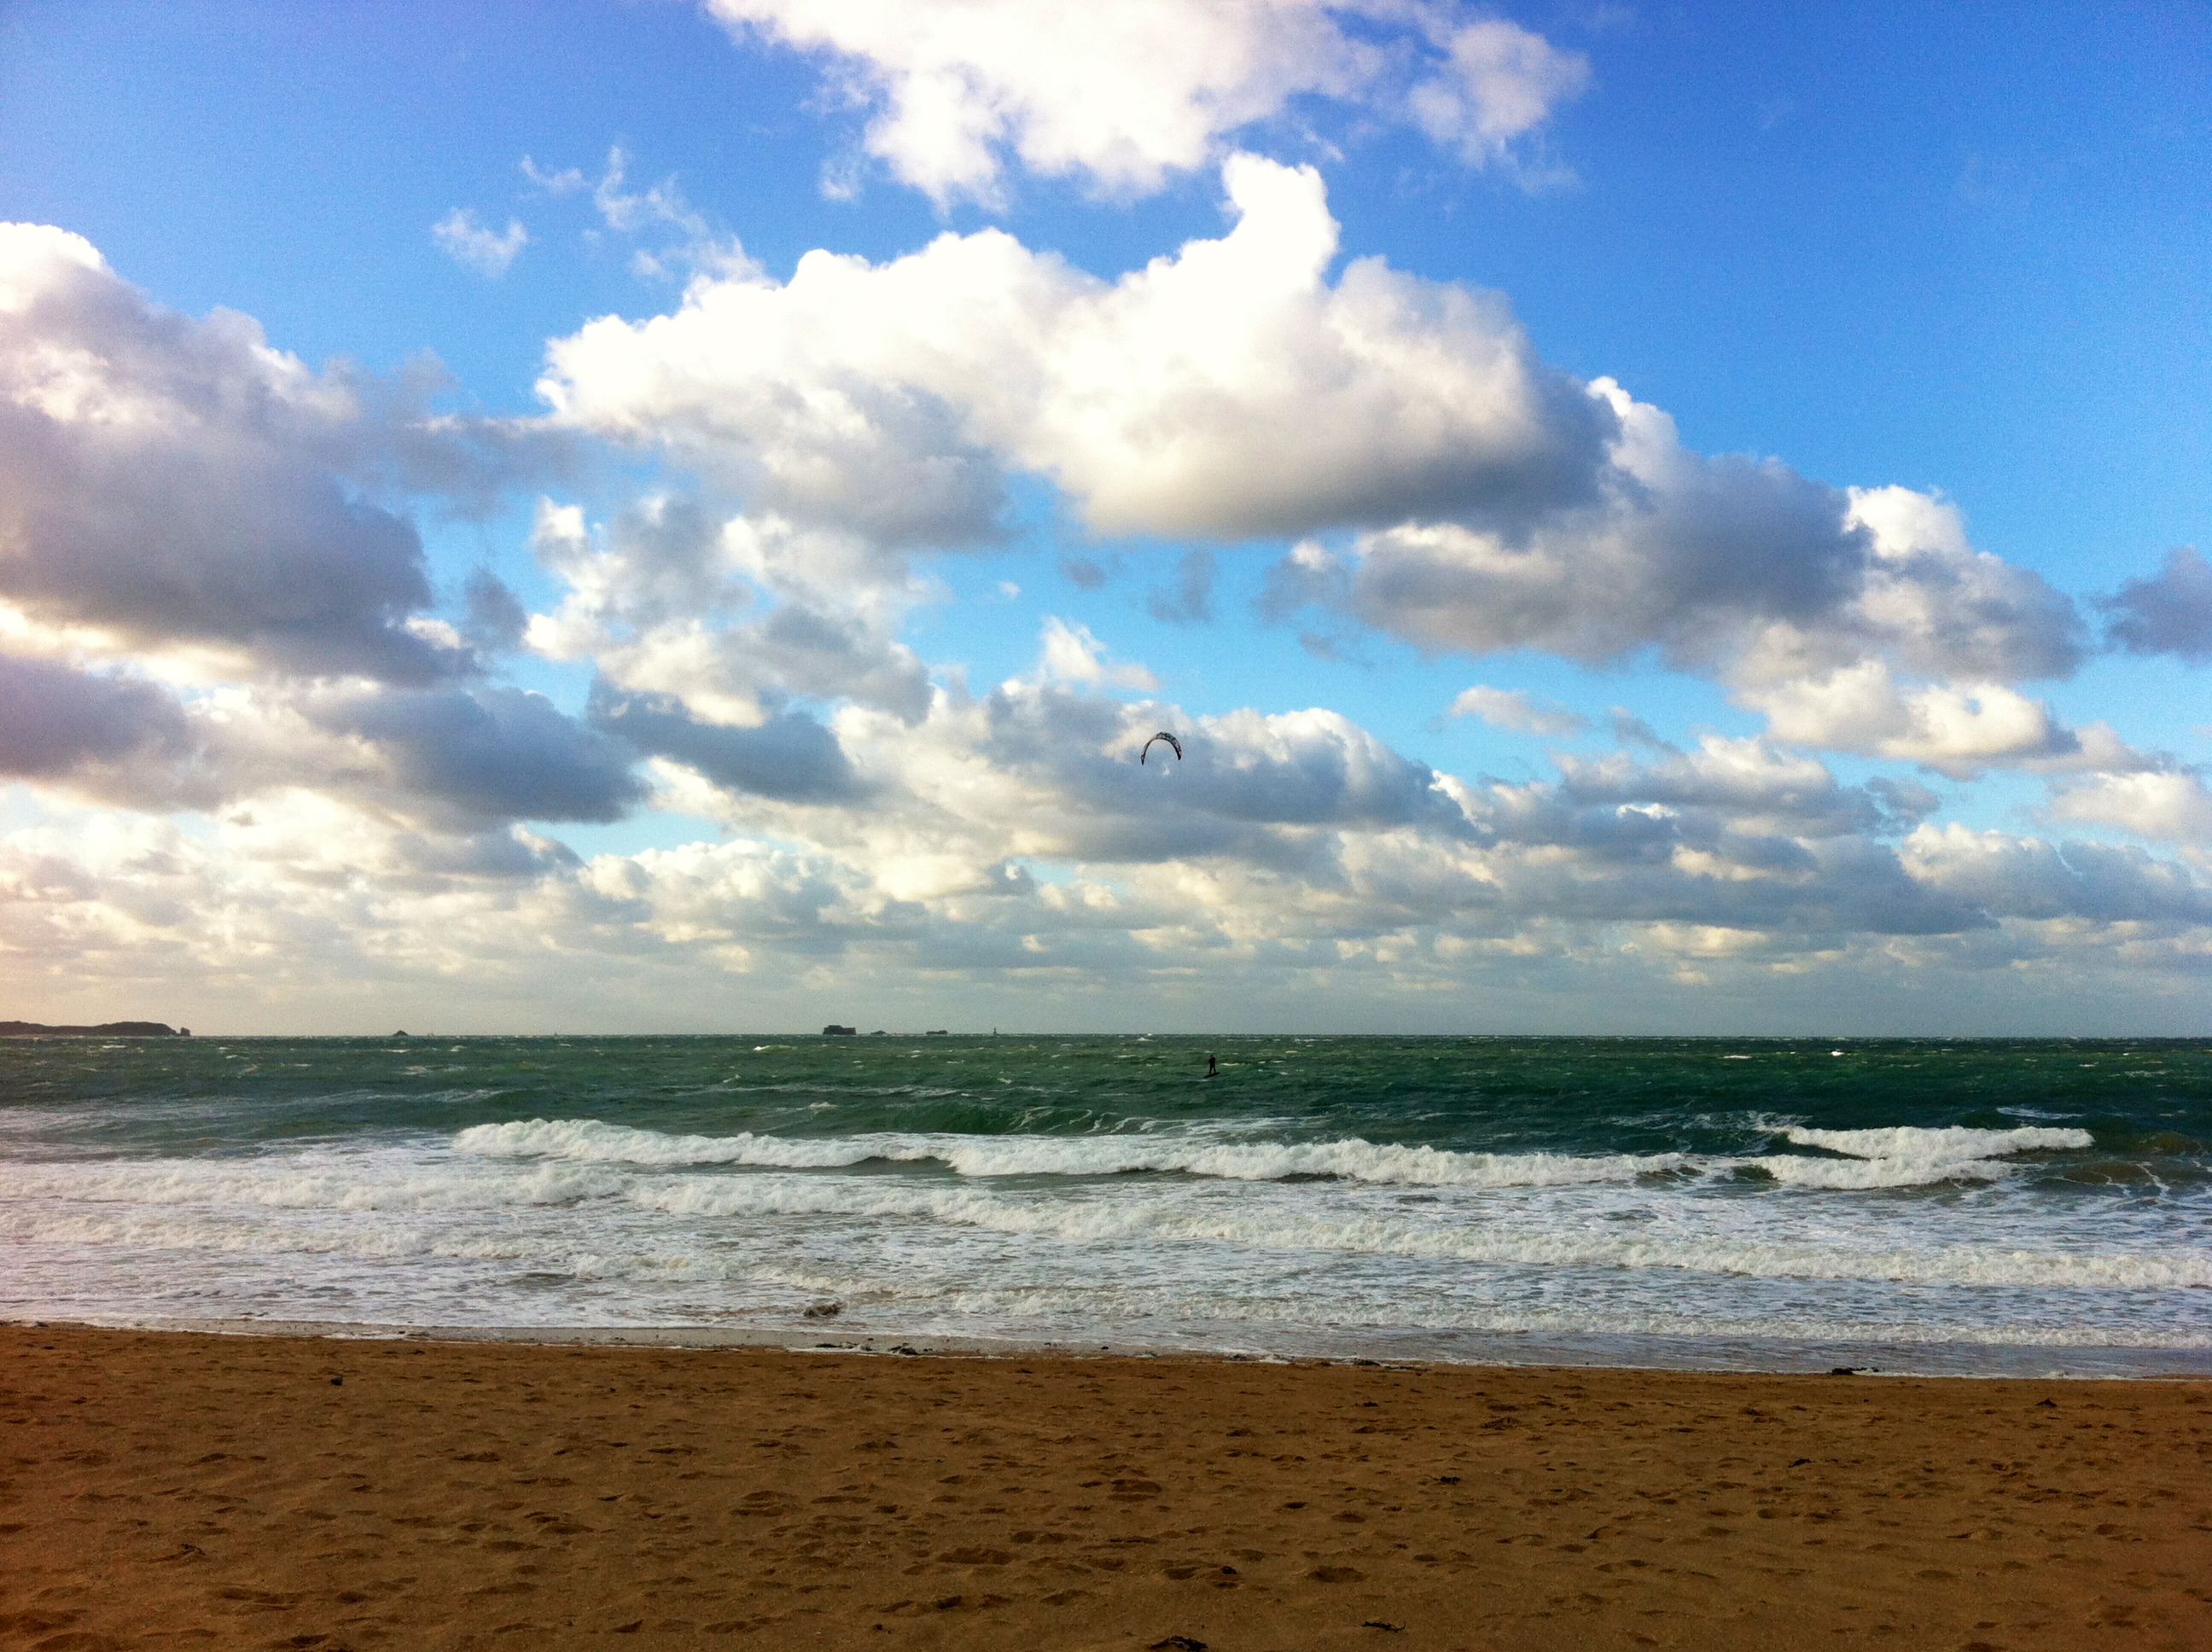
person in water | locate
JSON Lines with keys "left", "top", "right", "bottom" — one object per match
{"left": 1206, "top": 1052, "right": 1219, "bottom": 1077}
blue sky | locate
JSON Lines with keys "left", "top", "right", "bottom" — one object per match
{"left": 1, "top": 1, "right": 2208, "bottom": 1032}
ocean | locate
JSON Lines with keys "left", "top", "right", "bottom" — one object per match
{"left": 3, "top": 1034, "right": 2208, "bottom": 1376}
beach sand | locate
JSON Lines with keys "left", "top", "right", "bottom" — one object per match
{"left": 3, "top": 1326, "right": 2206, "bottom": 1650}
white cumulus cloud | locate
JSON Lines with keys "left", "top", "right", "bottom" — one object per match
{"left": 701, "top": 0, "right": 1588, "bottom": 203}
{"left": 2050, "top": 770, "right": 2212, "bottom": 843}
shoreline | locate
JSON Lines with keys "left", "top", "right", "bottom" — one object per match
{"left": 11, "top": 1312, "right": 2210, "bottom": 1381}
{"left": 6, "top": 1321, "right": 2207, "bottom": 1650}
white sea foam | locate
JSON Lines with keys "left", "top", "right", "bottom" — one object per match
{"left": 627, "top": 1173, "right": 2212, "bottom": 1291}
{"left": 1753, "top": 1125, "right": 2095, "bottom": 1190}
{"left": 0, "top": 1156, "right": 627, "bottom": 1213}
{"left": 451, "top": 1117, "right": 1689, "bottom": 1188}
{"left": 1750, "top": 1155, "right": 2011, "bottom": 1189}
{"left": 1782, "top": 1124, "right": 2093, "bottom": 1158}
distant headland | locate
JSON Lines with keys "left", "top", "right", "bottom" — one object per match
{"left": 0, "top": 1021, "right": 189, "bottom": 1038}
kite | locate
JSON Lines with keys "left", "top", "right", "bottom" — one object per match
{"left": 1139, "top": 731, "right": 1183, "bottom": 764}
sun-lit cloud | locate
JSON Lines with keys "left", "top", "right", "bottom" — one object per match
{"left": 701, "top": 0, "right": 1589, "bottom": 204}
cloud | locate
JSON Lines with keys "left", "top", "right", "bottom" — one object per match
{"left": 0, "top": 654, "right": 194, "bottom": 780}
{"left": 590, "top": 683, "right": 867, "bottom": 804}
{"left": 10, "top": 666, "right": 2212, "bottom": 1026}
{"left": 1406, "top": 19, "right": 1592, "bottom": 171}
{"left": 301, "top": 683, "right": 648, "bottom": 829}
{"left": 544, "top": 159, "right": 2087, "bottom": 771}
{"left": 0, "top": 660, "right": 647, "bottom": 830}
{"left": 526, "top": 499, "right": 936, "bottom": 727}
{"left": 701, "top": 0, "right": 1588, "bottom": 204}
{"left": 1546, "top": 736, "right": 1934, "bottom": 839}
{"left": 1447, "top": 684, "right": 1587, "bottom": 736}
{"left": 1300, "top": 425, "right": 2080, "bottom": 695}
{"left": 2100, "top": 545, "right": 2212, "bottom": 662}
{"left": 461, "top": 568, "right": 529, "bottom": 653}
{"left": 2050, "top": 770, "right": 2212, "bottom": 843}
{"left": 1906, "top": 823, "right": 2212, "bottom": 928}
{"left": 1037, "top": 617, "right": 1157, "bottom": 690}
{"left": 1740, "top": 663, "right": 2075, "bottom": 777}
{"left": 1147, "top": 548, "right": 1217, "bottom": 625}
{"left": 12, "top": 201, "right": 2210, "bottom": 1027}
{"left": 0, "top": 222, "right": 483, "bottom": 683}
{"left": 542, "top": 154, "right": 1610, "bottom": 547}
{"left": 521, "top": 156, "right": 589, "bottom": 196}
{"left": 431, "top": 208, "right": 528, "bottom": 276}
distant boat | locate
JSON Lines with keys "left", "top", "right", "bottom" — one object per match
{"left": 822, "top": 1024, "right": 857, "bottom": 1036}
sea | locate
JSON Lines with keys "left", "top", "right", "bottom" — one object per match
{"left": 3, "top": 1034, "right": 2209, "bottom": 1376}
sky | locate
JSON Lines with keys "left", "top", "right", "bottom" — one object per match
{"left": 0, "top": 0, "right": 2208, "bottom": 1035}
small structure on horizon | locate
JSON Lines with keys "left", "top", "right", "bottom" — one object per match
{"left": 822, "top": 1024, "right": 857, "bottom": 1036}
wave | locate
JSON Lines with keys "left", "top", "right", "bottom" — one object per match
{"left": 1783, "top": 1125, "right": 2094, "bottom": 1158}
{"left": 10, "top": 1160, "right": 2208, "bottom": 1294}
{"left": 0, "top": 1156, "right": 627, "bottom": 1213}
{"left": 1751, "top": 1124, "right": 2098, "bottom": 1189}
{"left": 628, "top": 1174, "right": 2212, "bottom": 1291}
{"left": 1750, "top": 1155, "right": 2011, "bottom": 1189}
{"left": 451, "top": 1117, "right": 1689, "bottom": 1189}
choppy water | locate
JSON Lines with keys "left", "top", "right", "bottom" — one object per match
{"left": 3, "top": 1034, "right": 2209, "bottom": 1375}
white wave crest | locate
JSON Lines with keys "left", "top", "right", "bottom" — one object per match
{"left": 454, "top": 1119, "right": 874, "bottom": 1170}
{"left": 0, "top": 1156, "right": 626, "bottom": 1213}
{"left": 1751, "top": 1155, "right": 2011, "bottom": 1189}
{"left": 1783, "top": 1125, "right": 2093, "bottom": 1158}
{"left": 1756, "top": 1125, "right": 2095, "bottom": 1190}
{"left": 451, "top": 1118, "right": 1686, "bottom": 1189}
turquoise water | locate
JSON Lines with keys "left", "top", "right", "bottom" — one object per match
{"left": 3, "top": 1035, "right": 2208, "bottom": 1373}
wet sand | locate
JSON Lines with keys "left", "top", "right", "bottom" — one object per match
{"left": 3, "top": 1324, "right": 2207, "bottom": 1650}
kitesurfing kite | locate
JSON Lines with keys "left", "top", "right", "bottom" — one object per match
{"left": 1139, "top": 731, "right": 1184, "bottom": 764}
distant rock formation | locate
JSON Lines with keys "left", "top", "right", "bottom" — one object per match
{"left": 0, "top": 1021, "right": 186, "bottom": 1038}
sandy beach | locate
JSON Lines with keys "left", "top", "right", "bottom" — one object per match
{"left": 3, "top": 1325, "right": 2206, "bottom": 1651}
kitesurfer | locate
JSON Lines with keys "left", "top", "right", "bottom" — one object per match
{"left": 1140, "top": 731, "right": 1183, "bottom": 764}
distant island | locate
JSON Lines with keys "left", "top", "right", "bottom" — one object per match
{"left": 0, "top": 1021, "right": 188, "bottom": 1038}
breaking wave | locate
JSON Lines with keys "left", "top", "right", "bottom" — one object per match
{"left": 451, "top": 1117, "right": 1690, "bottom": 1188}
{"left": 1751, "top": 1123, "right": 2099, "bottom": 1189}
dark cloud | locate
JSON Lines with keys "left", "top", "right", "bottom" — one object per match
{"left": 2101, "top": 546, "right": 2212, "bottom": 663}
{"left": 0, "top": 227, "right": 498, "bottom": 683}
{"left": 590, "top": 684, "right": 869, "bottom": 803}
{"left": 461, "top": 569, "right": 530, "bottom": 654}
{"left": 750, "top": 602, "right": 933, "bottom": 721}
{"left": 0, "top": 654, "right": 193, "bottom": 778}
{"left": 0, "top": 400, "right": 458, "bottom": 682}
{"left": 310, "top": 685, "right": 648, "bottom": 827}
{"left": 1262, "top": 450, "right": 2081, "bottom": 697}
